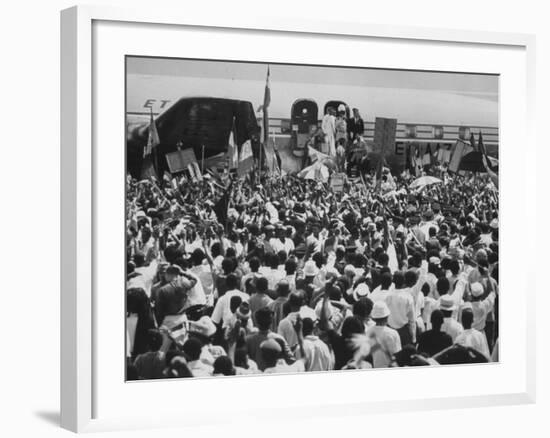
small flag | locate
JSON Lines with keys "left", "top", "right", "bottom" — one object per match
{"left": 213, "top": 182, "right": 232, "bottom": 227}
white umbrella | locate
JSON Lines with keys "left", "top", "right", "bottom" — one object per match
{"left": 409, "top": 176, "right": 442, "bottom": 189}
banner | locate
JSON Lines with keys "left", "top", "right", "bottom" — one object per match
{"left": 330, "top": 173, "right": 345, "bottom": 192}
{"left": 165, "top": 148, "right": 198, "bottom": 174}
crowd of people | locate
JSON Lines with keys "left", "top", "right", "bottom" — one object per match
{"left": 126, "top": 145, "right": 499, "bottom": 380}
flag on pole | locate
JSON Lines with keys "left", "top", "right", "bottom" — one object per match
{"left": 238, "top": 139, "right": 254, "bottom": 177}
{"left": 143, "top": 108, "right": 160, "bottom": 158}
{"left": 227, "top": 118, "right": 239, "bottom": 170}
{"left": 478, "top": 132, "right": 498, "bottom": 188}
{"left": 213, "top": 182, "right": 232, "bottom": 229}
{"left": 258, "top": 66, "right": 271, "bottom": 146}
{"left": 141, "top": 109, "right": 161, "bottom": 179}
{"left": 448, "top": 140, "right": 469, "bottom": 173}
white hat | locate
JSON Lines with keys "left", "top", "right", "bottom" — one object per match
{"left": 439, "top": 295, "right": 456, "bottom": 311}
{"left": 470, "top": 282, "right": 484, "bottom": 298}
{"left": 352, "top": 283, "right": 370, "bottom": 302}
{"left": 490, "top": 218, "right": 499, "bottom": 229}
{"left": 303, "top": 260, "right": 319, "bottom": 277}
{"left": 337, "top": 104, "right": 346, "bottom": 112}
{"left": 371, "top": 301, "right": 390, "bottom": 319}
{"left": 429, "top": 256, "right": 441, "bottom": 265}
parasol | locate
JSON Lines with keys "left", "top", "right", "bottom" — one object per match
{"left": 409, "top": 176, "right": 442, "bottom": 189}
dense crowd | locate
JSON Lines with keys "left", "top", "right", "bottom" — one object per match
{"left": 126, "top": 156, "right": 499, "bottom": 380}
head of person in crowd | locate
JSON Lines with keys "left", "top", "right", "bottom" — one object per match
{"left": 461, "top": 308, "right": 474, "bottom": 330}
{"left": 353, "top": 297, "right": 373, "bottom": 321}
{"left": 213, "top": 356, "right": 236, "bottom": 376}
{"left": 439, "top": 295, "right": 456, "bottom": 318}
{"left": 255, "top": 307, "right": 274, "bottom": 332}
{"left": 255, "top": 276, "right": 269, "bottom": 296}
{"left": 371, "top": 301, "right": 391, "bottom": 326}
{"left": 379, "top": 272, "right": 393, "bottom": 291}
{"left": 229, "top": 295, "right": 243, "bottom": 314}
{"left": 436, "top": 277, "right": 450, "bottom": 296}
{"left": 182, "top": 337, "right": 203, "bottom": 362}
{"left": 287, "top": 291, "right": 304, "bottom": 313}
{"left": 303, "top": 260, "right": 319, "bottom": 281}
{"left": 146, "top": 329, "right": 164, "bottom": 353}
{"left": 206, "top": 239, "right": 221, "bottom": 258}
{"left": 276, "top": 280, "right": 291, "bottom": 299}
{"left": 302, "top": 317, "right": 315, "bottom": 337}
{"left": 249, "top": 256, "right": 261, "bottom": 273}
{"left": 260, "top": 339, "right": 282, "bottom": 369}
{"left": 393, "top": 271, "right": 405, "bottom": 290}
{"left": 470, "top": 282, "right": 485, "bottom": 302}
{"left": 164, "top": 353, "right": 193, "bottom": 378}
{"left": 341, "top": 316, "right": 365, "bottom": 341}
{"left": 404, "top": 270, "right": 418, "bottom": 288}
{"left": 225, "top": 273, "right": 239, "bottom": 292}
{"left": 285, "top": 258, "right": 297, "bottom": 276}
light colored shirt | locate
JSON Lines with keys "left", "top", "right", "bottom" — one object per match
{"left": 471, "top": 292, "right": 496, "bottom": 331}
{"left": 386, "top": 288, "right": 415, "bottom": 331}
{"left": 263, "top": 359, "right": 305, "bottom": 374}
{"left": 441, "top": 317, "right": 464, "bottom": 342}
{"left": 366, "top": 325, "right": 402, "bottom": 368}
{"left": 302, "top": 335, "right": 334, "bottom": 371}
{"left": 210, "top": 289, "right": 250, "bottom": 325}
{"left": 128, "top": 259, "right": 158, "bottom": 297}
{"left": 369, "top": 286, "right": 390, "bottom": 303}
{"left": 187, "top": 359, "right": 213, "bottom": 377}
{"left": 183, "top": 270, "right": 206, "bottom": 309}
{"left": 190, "top": 262, "right": 214, "bottom": 305}
{"left": 455, "top": 328, "right": 490, "bottom": 359}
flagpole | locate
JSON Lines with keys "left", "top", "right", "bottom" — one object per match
{"left": 151, "top": 107, "right": 159, "bottom": 175}
{"left": 201, "top": 144, "right": 205, "bottom": 175}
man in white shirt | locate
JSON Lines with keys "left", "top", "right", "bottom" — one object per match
{"left": 128, "top": 253, "right": 158, "bottom": 297}
{"left": 366, "top": 301, "right": 402, "bottom": 368}
{"left": 439, "top": 295, "right": 464, "bottom": 342}
{"left": 470, "top": 281, "right": 496, "bottom": 332}
{"left": 368, "top": 272, "right": 392, "bottom": 303}
{"left": 210, "top": 274, "right": 250, "bottom": 327}
{"left": 321, "top": 107, "right": 336, "bottom": 156}
{"left": 301, "top": 317, "right": 334, "bottom": 371}
{"left": 455, "top": 306, "right": 490, "bottom": 359}
{"left": 385, "top": 271, "right": 416, "bottom": 346}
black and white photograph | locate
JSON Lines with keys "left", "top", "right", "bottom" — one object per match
{"left": 125, "top": 56, "right": 499, "bottom": 380}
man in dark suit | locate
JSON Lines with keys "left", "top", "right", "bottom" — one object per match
{"left": 347, "top": 108, "right": 365, "bottom": 142}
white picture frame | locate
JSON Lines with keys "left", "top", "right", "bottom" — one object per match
{"left": 60, "top": 5, "right": 537, "bottom": 433}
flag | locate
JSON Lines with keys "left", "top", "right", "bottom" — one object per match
{"left": 469, "top": 132, "right": 477, "bottom": 151}
{"left": 227, "top": 118, "right": 239, "bottom": 170}
{"left": 238, "top": 139, "right": 254, "bottom": 177}
{"left": 143, "top": 108, "right": 160, "bottom": 158}
{"left": 422, "top": 144, "right": 432, "bottom": 166}
{"left": 478, "top": 132, "right": 499, "bottom": 188}
{"left": 448, "top": 140, "right": 468, "bottom": 173}
{"left": 257, "top": 66, "right": 271, "bottom": 146}
{"left": 213, "top": 182, "right": 232, "bottom": 228}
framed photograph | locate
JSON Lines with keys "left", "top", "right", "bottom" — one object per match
{"left": 61, "top": 5, "right": 536, "bottom": 432}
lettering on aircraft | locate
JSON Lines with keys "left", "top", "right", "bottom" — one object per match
{"left": 143, "top": 99, "right": 172, "bottom": 110}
